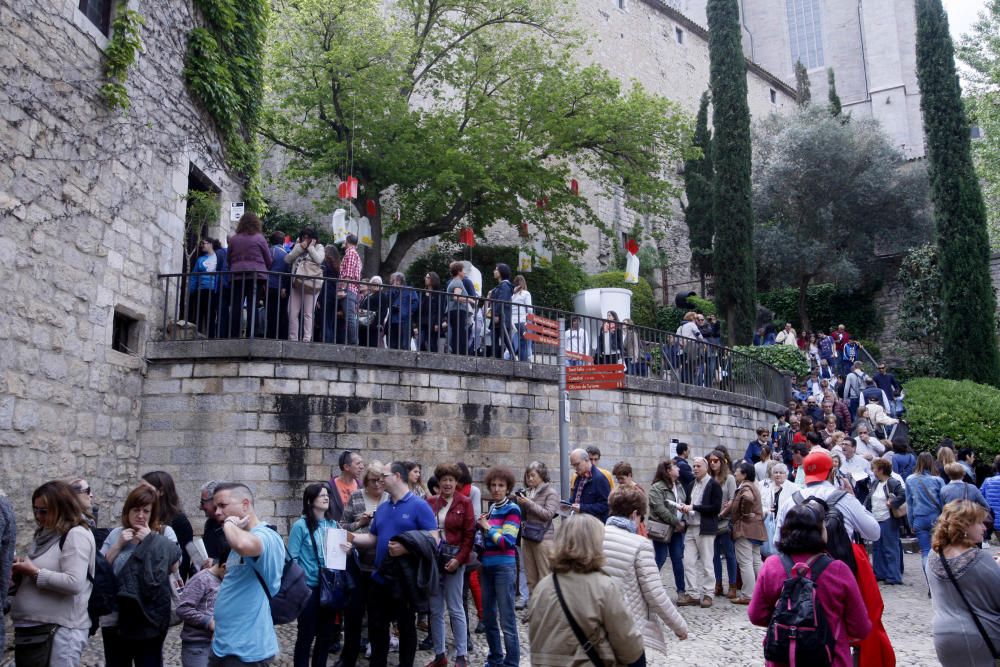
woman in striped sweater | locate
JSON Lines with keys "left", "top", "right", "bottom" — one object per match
{"left": 476, "top": 466, "right": 522, "bottom": 667}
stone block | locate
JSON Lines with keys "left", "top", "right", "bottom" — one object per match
{"left": 400, "top": 372, "right": 430, "bottom": 387}
{"left": 262, "top": 379, "right": 300, "bottom": 394}
{"left": 438, "top": 389, "right": 468, "bottom": 404}
{"left": 143, "top": 379, "right": 181, "bottom": 394}
{"left": 411, "top": 387, "right": 439, "bottom": 402}
{"left": 381, "top": 385, "right": 410, "bottom": 401}
{"left": 193, "top": 362, "right": 239, "bottom": 377}
{"left": 309, "top": 367, "right": 340, "bottom": 381}
{"left": 240, "top": 362, "right": 275, "bottom": 377}
{"left": 222, "top": 377, "right": 260, "bottom": 393}
{"left": 428, "top": 373, "right": 461, "bottom": 389}
{"left": 328, "top": 382, "right": 355, "bottom": 397}
{"left": 467, "top": 391, "right": 490, "bottom": 405}
{"left": 181, "top": 378, "right": 222, "bottom": 394}
{"left": 354, "top": 383, "right": 381, "bottom": 399}
{"left": 275, "top": 364, "right": 309, "bottom": 379}
{"left": 489, "top": 392, "right": 511, "bottom": 407}
{"left": 300, "top": 380, "right": 329, "bottom": 396}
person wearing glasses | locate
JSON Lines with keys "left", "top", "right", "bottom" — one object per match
{"left": 10, "top": 481, "right": 96, "bottom": 667}
{"left": 69, "top": 477, "right": 110, "bottom": 550}
{"left": 198, "top": 480, "right": 227, "bottom": 565}
{"left": 337, "top": 462, "right": 389, "bottom": 667}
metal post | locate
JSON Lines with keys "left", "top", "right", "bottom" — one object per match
{"left": 558, "top": 318, "right": 570, "bottom": 497}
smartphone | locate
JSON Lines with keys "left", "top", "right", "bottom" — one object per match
{"left": 559, "top": 500, "right": 573, "bottom": 506}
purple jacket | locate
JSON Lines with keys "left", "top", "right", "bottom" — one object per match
{"left": 226, "top": 233, "right": 272, "bottom": 274}
{"left": 175, "top": 567, "right": 221, "bottom": 643}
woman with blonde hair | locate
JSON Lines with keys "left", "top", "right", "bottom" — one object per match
{"left": 528, "top": 515, "right": 643, "bottom": 666}
{"left": 926, "top": 500, "right": 1000, "bottom": 666}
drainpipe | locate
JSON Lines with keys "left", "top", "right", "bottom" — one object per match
{"left": 739, "top": 0, "right": 755, "bottom": 62}
{"left": 858, "top": 0, "right": 871, "bottom": 101}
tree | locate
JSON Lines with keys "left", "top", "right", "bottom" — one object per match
{"left": 915, "top": 0, "right": 1000, "bottom": 386}
{"left": 708, "top": 0, "right": 757, "bottom": 344}
{"left": 894, "top": 244, "right": 944, "bottom": 377}
{"left": 752, "top": 105, "right": 931, "bottom": 332}
{"left": 794, "top": 60, "right": 811, "bottom": 107}
{"left": 957, "top": 0, "right": 1000, "bottom": 249}
{"left": 827, "top": 68, "right": 843, "bottom": 118}
{"left": 682, "top": 91, "right": 714, "bottom": 295}
{"left": 262, "top": 0, "right": 696, "bottom": 277}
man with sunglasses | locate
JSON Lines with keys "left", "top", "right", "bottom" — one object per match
{"left": 872, "top": 363, "right": 902, "bottom": 417}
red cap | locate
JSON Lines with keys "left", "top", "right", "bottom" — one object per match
{"left": 803, "top": 451, "right": 833, "bottom": 484}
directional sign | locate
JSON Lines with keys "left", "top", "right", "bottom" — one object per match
{"left": 566, "top": 379, "right": 625, "bottom": 391}
{"left": 567, "top": 371, "right": 627, "bottom": 383}
{"left": 564, "top": 350, "right": 593, "bottom": 363}
{"left": 527, "top": 313, "right": 559, "bottom": 329}
{"left": 524, "top": 332, "right": 560, "bottom": 346}
{"left": 566, "top": 362, "right": 625, "bottom": 392}
{"left": 567, "top": 364, "right": 625, "bottom": 374}
{"left": 526, "top": 322, "right": 558, "bottom": 336}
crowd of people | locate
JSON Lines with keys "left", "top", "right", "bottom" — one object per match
{"left": 1, "top": 424, "right": 997, "bottom": 667}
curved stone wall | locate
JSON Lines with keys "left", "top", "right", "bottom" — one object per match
{"left": 138, "top": 340, "right": 784, "bottom": 532}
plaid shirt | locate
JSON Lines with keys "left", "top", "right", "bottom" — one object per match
{"left": 341, "top": 246, "right": 361, "bottom": 293}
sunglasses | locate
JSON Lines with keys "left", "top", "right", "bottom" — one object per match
{"left": 74, "top": 486, "right": 92, "bottom": 495}
{"left": 32, "top": 506, "right": 48, "bottom": 515}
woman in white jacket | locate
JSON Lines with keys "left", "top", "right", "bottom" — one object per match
{"left": 285, "top": 228, "right": 325, "bottom": 343}
{"left": 601, "top": 487, "right": 688, "bottom": 659}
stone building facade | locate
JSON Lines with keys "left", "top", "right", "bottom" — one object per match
{"left": 0, "top": 0, "right": 241, "bottom": 518}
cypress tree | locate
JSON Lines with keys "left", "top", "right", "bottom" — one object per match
{"left": 683, "top": 91, "right": 715, "bottom": 295}
{"left": 915, "top": 0, "right": 1000, "bottom": 386}
{"left": 827, "top": 68, "right": 842, "bottom": 117}
{"left": 708, "top": 0, "right": 756, "bottom": 344}
{"left": 794, "top": 61, "right": 811, "bottom": 107}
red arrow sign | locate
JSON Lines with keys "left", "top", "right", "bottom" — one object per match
{"left": 567, "top": 364, "right": 625, "bottom": 374}
{"left": 526, "top": 322, "right": 559, "bottom": 337}
{"left": 564, "top": 350, "right": 593, "bottom": 363}
{"left": 566, "top": 380, "right": 625, "bottom": 391}
{"left": 524, "top": 332, "right": 560, "bottom": 346}
{"left": 527, "top": 313, "right": 559, "bottom": 329}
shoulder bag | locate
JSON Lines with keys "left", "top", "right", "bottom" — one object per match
{"left": 309, "top": 527, "right": 354, "bottom": 610}
{"left": 292, "top": 255, "right": 324, "bottom": 294}
{"left": 552, "top": 573, "right": 605, "bottom": 667}
{"left": 889, "top": 480, "right": 908, "bottom": 519}
{"left": 937, "top": 549, "right": 1000, "bottom": 665}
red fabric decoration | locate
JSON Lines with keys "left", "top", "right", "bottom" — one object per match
{"left": 366, "top": 199, "right": 377, "bottom": 217}
{"left": 347, "top": 177, "right": 359, "bottom": 199}
{"left": 337, "top": 181, "right": 348, "bottom": 199}
{"left": 625, "top": 239, "right": 639, "bottom": 255}
{"left": 459, "top": 227, "right": 475, "bottom": 247}
{"left": 519, "top": 222, "right": 529, "bottom": 238}
{"left": 850, "top": 543, "right": 896, "bottom": 667}
{"left": 570, "top": 179, "right": 579, "bottom": 195}
{"left": 535, "top": 197, "right": 549, "bottom": 210}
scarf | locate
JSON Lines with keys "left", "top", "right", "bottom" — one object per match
{"left": 27, "top": 527, "right": 61, "bottom": 559}
{"left": 606, "top": 515, "right": 637, "bottom": 534}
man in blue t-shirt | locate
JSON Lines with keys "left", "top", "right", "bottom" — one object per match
{"left": 347, "top": 462, "right": 437, "bottom": 667}
{"left": 210, "top": 483, "right": 285, "bottom": 667}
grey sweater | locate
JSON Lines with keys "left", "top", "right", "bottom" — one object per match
{"left": 0, "top": 496, "right": 16, "bottom": 649}
{"left": 927, "top": 548, "right": 1000, "bottom": 666}
{"left": 10, "top": 525, "right": 95, "bottom": 630}
{"left": 176, "top": 567, "right": 222, "bottom": 643}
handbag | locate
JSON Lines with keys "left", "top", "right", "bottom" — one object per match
{"left": 310, "top": 529, "right": 354, "bottom": 610}
{"left": 646, "top": 519, "right": 674, "bottom": 543}
{"left": 761, "top": 513, "right": 777, "bottom": 558}
{"left": 521, "top": 521, "right": 548, "bottom": 543}
{"left": 553, "top": 573, "right": 605, "bottom": 667}
{"left": 13, "top": 623, "right": 58, "bottom": 667}
{"left": 436, "top": 541, "right": 461, "bottom": 572}
{"left": 937, "top": 549, "right": 1000, "bottom": 664}
{"left": 292, "top": 256, "right": 324, "bottom": 294}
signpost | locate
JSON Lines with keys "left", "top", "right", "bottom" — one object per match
{"left": 566, "top": 364, "right": 626, "bottom": 391}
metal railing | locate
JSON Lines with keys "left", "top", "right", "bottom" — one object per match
{"left": 158, "top": 270, "right": 787, "bottom": 404}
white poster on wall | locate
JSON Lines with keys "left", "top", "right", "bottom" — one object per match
{"left": 230, "top": 202, "right": 245, "bottom": 222}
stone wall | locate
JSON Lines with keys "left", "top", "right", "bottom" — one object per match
{"left": 0, "top": 0, "right": 241, "bottom": 519}
{"left": 138, "top": 340, "right": 784, "bottom": 533}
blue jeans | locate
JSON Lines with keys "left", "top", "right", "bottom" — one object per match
{"left": 515, "top": 323, "right": 532, "bottom": 361}
{"left": 344, "top": 290, "right": 358, "bottom": 345}
{"left": 653, "top": 531, "right": 685, "bottom": 593}
{"left": 430, "top": 566, "right": 467, "bottom": 658}
{"left": 912, "top": 514, "right": 937, "bottom": 571}
{"left": 714, "top": 530, "right": 737, "bottom": 586}
{"left": 873, "top": 518, "right": 902, "bottom": 584}
{"left": 481, "top": 563, "right": 519, "bottom": 667}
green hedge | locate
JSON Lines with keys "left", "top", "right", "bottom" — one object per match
{"left": 903, "top": 378, "right": 1000, "bottom": 458}
{"left": 758, "top": 283, "right": 881, "bottom": 338}
{"left": 587, "top": 272, "right": 657, "bottom": 328}
{"left": 732, "top": 344, "right": 810, "bottom": 377}
{"left": 404, "top": 245, "right": 588, "bottom": 313}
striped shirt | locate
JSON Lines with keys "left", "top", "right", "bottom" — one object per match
{"left": 481, "top": 498, "right": 521, "bottom": 567}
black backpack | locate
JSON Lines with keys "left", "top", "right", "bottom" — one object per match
{"left": 763, "top": 553, "right": 837, "bottom": 667}
{"left": 246, "top": 526, "right": 311, "bottom": 625}
{"left": 792, "top": 491, "right": 858, "bottom": 575}
{"left": 59, "top": 530, "right": 118, "bottom": 635}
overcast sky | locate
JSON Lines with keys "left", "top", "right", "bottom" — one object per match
{"left": 942, "top": 0, "right": 986, "bottom": 42}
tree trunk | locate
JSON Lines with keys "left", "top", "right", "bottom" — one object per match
{"left": 797, "top": 276, "right": 812, "bottom": 333}
{"left": 364, "top": 210, "right": 382, "bottom": 278}
{"left": 380, "top": 228, "right": 431, "bottom": 277}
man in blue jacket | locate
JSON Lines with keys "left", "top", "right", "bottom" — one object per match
{"left": 567, "top": 448, "right": 611, "bottom": 522}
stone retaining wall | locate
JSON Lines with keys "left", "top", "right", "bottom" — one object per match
{"left": 139, "top": 341, "right": 784, "bottom": 533}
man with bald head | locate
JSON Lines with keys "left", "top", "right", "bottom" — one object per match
{"left": 677, "top": 456, "right": 722, "bottom": 608}
{"left": 567, "top": 448, "right": 611, "bottom": 522}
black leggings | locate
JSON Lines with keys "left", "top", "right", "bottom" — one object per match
{"left": 102, "top": 626, "right": 166, "bottom": 667}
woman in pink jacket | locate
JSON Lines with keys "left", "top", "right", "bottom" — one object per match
{"left": 748, "top": 503, "right": 871, "bottom": 667}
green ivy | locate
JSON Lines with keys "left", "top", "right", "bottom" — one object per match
{"left": 100, "top": 7, "right": 144, "bottom": 111}
{"left": 183, "top": 0, "right": 269, "bottom": 212}
{"left": 732, "top": 344, "right": 810, "bottom": 377}
{"left": 758, "top": 283, "right": 881, "bottom": 338}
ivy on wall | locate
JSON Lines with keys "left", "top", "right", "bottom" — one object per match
{"left": 183, "top": 0, "right": 269, "bottom": 212}
{"left": 100, "top": 6, "right": 145, "bottom": 111}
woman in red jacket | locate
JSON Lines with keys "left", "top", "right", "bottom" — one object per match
{"left": 425, "top": 464, "right": 476, "bottom": 667}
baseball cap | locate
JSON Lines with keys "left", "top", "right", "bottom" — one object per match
{"left": 803, "top": 451, "right": 833, "bottom": 484}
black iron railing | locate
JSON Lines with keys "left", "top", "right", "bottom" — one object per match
{"left": 158, "top": 270, "right": 787, "bottom": 405}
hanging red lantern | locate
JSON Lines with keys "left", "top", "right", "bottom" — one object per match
{"left": 535, "top": 197, "right": 549, "bottom": 210}
{"left": 346, "top": 177, "right": 359, "bottom": 199}
{"left": 366, "top": 199, "right": 377, "bottom": 217}
{"left": 519, "top": 222, "right": 529, "bottom": 238}
{"left": 570, "top": 179, "right": 579, "bottom": 195}
{"left": 625, "top": 238, "right": 639, "bottom": 255}
{"left": 337, "top": 181, "right": 348, "bottom": 199}
{"left": 459, "top": 227, "right": 476, "bottom": 247}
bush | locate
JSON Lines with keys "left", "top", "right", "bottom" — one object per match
{"left": 656, "top": 305, "right": 684, "bottom": 333}
{"left": 404, "top": 244, "right": 588, "bottom": 312}
{"left": 587, "top": 272, "right": 657, "bottom": 328}
{"left": 687, "top": 295, "right": 718, "bottom": 317}
{"left": 904, "top": 378, "right": 1000, "bottom": 458}
{"left": 733, "top": 345, "right": 810, "bottom": 377}
{"left": 758, "top": 283, "right": 881, "bottom": 339}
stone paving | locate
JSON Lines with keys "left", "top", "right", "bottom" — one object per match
{"left": 5, "top": 550, "right": 933, "bottom": 667}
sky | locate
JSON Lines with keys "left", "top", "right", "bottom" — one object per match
{"left": 942, "top": 0, "right": 986, "bottom": 43}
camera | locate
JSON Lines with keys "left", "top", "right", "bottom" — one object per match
{"left": 513, "top": 488, "right": 527, "bottom": 497}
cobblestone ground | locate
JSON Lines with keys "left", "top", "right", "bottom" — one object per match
{"left": 2, "top": 551, "right": 939, "bottom": 667}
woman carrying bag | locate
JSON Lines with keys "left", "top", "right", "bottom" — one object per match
{"left": 11, "top": 481, "right": 96, "bottom": 667}
{"left": 646, "top": 461, "right": 687, "bottom": 598}
{"left": 513, "top": 462, "right": 560, "bottom": 593}
{"left": 286, "top": 228, "right": 325, "bottom": 343}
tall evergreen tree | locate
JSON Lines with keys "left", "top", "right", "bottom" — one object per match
{"left": 708, "top": 0, "right": 756, "bottom": 343}
{"left": 794, "top": 61, "right": 811, "bottom": 107}
{"left": 915, "top": 0, "right": 1000, "bottom": 386}
{"left": 827, "top": 68, "right": 842, "bottom": 117}
{"left": 683, "top": 91, "right": 715, "bottom": 294}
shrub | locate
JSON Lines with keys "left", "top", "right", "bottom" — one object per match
{"left": 758, "top": 283, "right": 881, "bottom": 338}
{"left": 587, "top": 272, "right": 657, "bottom": 328}
{"left": 404, "top": 244, "right": 588, "bottom": 312}
{"left": 733, "top": 344, "right": 810, "bottom": 377}
{"left": 687, "top": 295, "right": 718, "bottom": 317}
{"left": 904, "top": 378, "right": 1000, "bottom": 458}
{"left": 656, "top": 305, "right": 684, "bottom": 333}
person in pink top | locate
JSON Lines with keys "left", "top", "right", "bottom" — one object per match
{"left": 747, "top": 503, "right": 872, "bottom": 667}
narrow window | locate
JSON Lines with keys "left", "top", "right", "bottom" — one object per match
{"left": 617, "top": 0, "right": 627, "bottom": 10}
{"left": 770, "top": 88, "right": 777, "bottom": 104}
{"left": 111, "top": 309, "right": 139, "bottom": 354}
{"left": 78, "top": 0, "right": 113, "bottom": 36}
{"left": 675, "top": 27, "right": 685, "bottom": 44}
